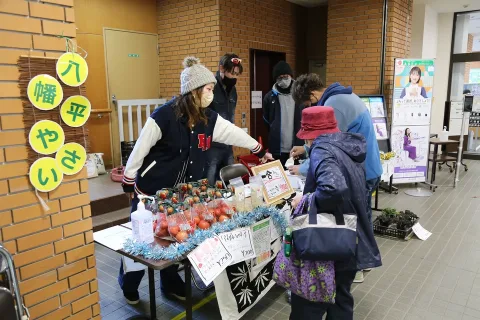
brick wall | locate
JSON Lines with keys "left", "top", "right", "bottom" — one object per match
{"left": 157, "top": 0, "right": 220, "bottom": 98}
{"left": 157, "top": 0, "right": 299, "bottom": 156}
{"left": 384, "top": 0, "right": 413, "bottom": 119}
{"left": 219, "top": 0, "right": 298, "bottom": 156}
{"left": 0, "top": 1, "right": 99, "bottom": 319}
{"left": 326, "top": 0, "right": 384, "bottom": 94}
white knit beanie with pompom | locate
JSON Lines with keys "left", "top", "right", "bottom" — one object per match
{"left": 180, "top": 56, "right": 217, "bottom": 95}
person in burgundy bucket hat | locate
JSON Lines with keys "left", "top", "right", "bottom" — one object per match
{"left": 289, "top": 106, "right": 382, "bottom": 320}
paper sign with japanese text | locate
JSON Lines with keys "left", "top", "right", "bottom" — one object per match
{"left": 28, "top": 120, "right": 65, "bottom": 155}
{"left": 56, "top": 142, "right": 87, "bottom": 175}
{"left": 27, "top": 74, "right": 63, "bottom": 110}
{"left": 251, "top": 91, "right": 262, "bottom": 109}
{"left": 60, "top": 95, "right": 91, "bottom": 127}
{"left": 56, "top": 52, "right": 88, "bottom": 87}
{"left": 29, "top": 157, "right": 63, "bottom": 192}
{"left": 251, "top": 160, "right": 294, "bottom": 205}
{"left": 251, "top": 218, "right": 271, "bottom": 265}
{"left": 187, "top": 236, "right": 233, "bottom": 285}
{"left": 218, "top": 228, "right": 256, "bottom": 265}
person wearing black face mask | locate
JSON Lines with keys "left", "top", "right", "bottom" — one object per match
{"left": 263, "top": 61, "right": 304, "bottom": 166}
{"left": 204, "top": 53, "right": 243, "bottom": 185}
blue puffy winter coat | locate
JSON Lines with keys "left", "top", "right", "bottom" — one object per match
{"left": 303, "top": 132, "right": 382, "bottom": 271}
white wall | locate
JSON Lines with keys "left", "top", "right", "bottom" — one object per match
{"left": 431, "top": 12, "right": 453, "bottom": 134}
{"left": 422, "top": 5, "right": 438, "bottom": 58}
{"left": 411, "top": 3, "right": 426, "bottom": 58}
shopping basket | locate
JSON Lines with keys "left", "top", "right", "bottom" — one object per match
{"left": 0, "top": 244, "right": 29, "bottom": 319}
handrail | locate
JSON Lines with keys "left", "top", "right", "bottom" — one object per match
{"left": 0, "top": 244, "right": 25, "bottom": 320}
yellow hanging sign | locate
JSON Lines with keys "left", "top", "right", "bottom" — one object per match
{"left": 29, "top": 157, "right": 63, "bottom": 192}
{"left": 60, "top": 95, "right": 91, "bottom": 127}
{"left": 56, "top": 142, "right": 87, "bottom": 175}
{"left": 27, "top": 74, "right": 64, "bottom": 110}
{"left": 56, "top": 52, "right": 88, "bottom": 87}
{"left": 28, "top": 120, "right": 65, "bottom": 155}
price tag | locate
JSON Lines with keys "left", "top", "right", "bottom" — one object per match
{"left": 412, "top": 223, "right": 432, "bottom": 241}
{"left": 187, "top": 236, "right": 233, "bottom": 285}
{"left": 218, "top": 228, "right": 256, "bottom": 265}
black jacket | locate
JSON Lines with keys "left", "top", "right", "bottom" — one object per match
{"left": 122, "top": 98, "right": 265, "bottom": 195}
{"left": 262, "top": 88, "right": 303, "bottom": 155}
{"left": 208, "top": 71, "right": 237, "bottom": 149}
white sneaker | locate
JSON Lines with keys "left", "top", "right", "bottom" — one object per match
{"left": 353, "top": 271, "right": 364, "bottom": 283}
{"left": 364, "top": 268, "right": 373, "bottom": 272}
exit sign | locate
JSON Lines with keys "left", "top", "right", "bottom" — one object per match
{"left": 128, "top": 54, "right": 140, "bottom": 58}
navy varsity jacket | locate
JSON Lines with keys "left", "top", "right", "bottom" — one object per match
{"left": 122, "top": 98, "right": 265, "bottom": 195}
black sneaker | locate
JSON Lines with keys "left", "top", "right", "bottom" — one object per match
{"left": 123, "top": 290, "right": 140, "bottom": 305}
{"left": 161, "top": 273, "right": 186, "bottom": 301}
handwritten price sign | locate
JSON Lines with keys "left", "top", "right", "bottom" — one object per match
{"left": 187, "top": 236, "right": 233, "bottom": 285}
{"left": 251, "top": 160, "right": 294, "bottom": 205}
{"left": 218, "top": 228, "right": 256, "bottom": 265}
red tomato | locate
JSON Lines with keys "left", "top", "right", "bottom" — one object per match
{"left": 168, "top": 226, "right": 180, "bottom": 236}
{"left": 220, "top": 207, "right": 229, "bottom": 215}
{"left": 160, "top": 221, "right": 168, "bottom": 230}
{"left": 176, "top": 231, "right": 189, "bottom": 242}
{"left": 156, "top": 228, "right": 169, "bottom": 237}
{"left": 218, "top": 215, "right": 229, "bottom": 222}
{"left": 198, "top": 220, "right": 210, "bottom": 230}
{"left": 193, "top": 217, "right": 200, "bottom": 225}
{"left": 214, "top": 208, "right": 222, "bottom": 217}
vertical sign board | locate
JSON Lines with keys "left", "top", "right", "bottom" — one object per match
{"left": 391, "top": 59, "right": 435, "bottom": 184}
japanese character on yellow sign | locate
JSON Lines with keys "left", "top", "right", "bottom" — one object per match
{"left": 56, "top": 52, "right": 88, "bottom": 87}
{"left": 28, "top": 120, "right": 65, "bottom": 155}
{"left": 27, "top": 74, "right": 64, "bottom": 110}
{"left": 55, "top": 142, "right": 87, "bottom": 175}
{"left": 60, "top": 95, "right": 91, "bottom": 127}
{"left": 29, "top": 157, "right": 63, "bottom": 192}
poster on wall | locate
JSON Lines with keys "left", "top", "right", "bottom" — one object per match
{"left": 372, "top": 118, "right": 388, "bottom": 140}
{"left": 392, "top": 59, "right": 435, "bottom": 126}
{"left": 391, "top": 125, "right": 430, "bottom": 183}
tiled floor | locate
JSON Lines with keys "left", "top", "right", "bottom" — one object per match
{"left": 97, "top": 159, "right": 480, "bottom": 320}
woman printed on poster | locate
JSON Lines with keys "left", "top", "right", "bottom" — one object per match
{"left": 403, "top": 128, "right": 423, "bottom": 162}
{"left": 400, "top": 67, "right": 428, "bottom": 99}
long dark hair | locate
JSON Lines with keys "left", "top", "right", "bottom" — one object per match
{"left": 405, "top": 128, "right": 410, "bottom": 136}
{"left": 173, "top": 87, "right": 208, "bottom": 128}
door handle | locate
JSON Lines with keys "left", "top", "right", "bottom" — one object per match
{"left": 111, "top": 94, "right": 117, "bottom": 106}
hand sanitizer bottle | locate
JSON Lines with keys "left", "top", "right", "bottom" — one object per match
{"left": 131, "top": 195, "right": 154, "bottom": 243}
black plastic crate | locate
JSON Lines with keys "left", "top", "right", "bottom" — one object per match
{"left": 373, "top": 217, "right": 419, "bottom": 241}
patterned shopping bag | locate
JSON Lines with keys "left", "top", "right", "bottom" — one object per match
{"left": 273, "top": 247, "right": 336, "bottom": 303}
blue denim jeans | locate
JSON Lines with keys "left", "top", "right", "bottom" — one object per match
{"left": 204, "top": 146, "right": 234, "bottom": 186}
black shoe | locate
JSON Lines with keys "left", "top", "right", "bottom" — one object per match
{"left": 123, "top": 290, "right": 140, "bottom": 305}
{"left": 161, "top": 273, "right": 186, "bottom": 301}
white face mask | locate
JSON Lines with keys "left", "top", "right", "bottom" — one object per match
{"left": 277, "top": 77, "right": 292, "bottom": 89}
{"left": 201, "top": 92, "right": 214, "bottom": 108}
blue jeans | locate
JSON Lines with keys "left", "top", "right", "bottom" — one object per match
{"left": 290, "top": 269, "right": 356, "bottom": 320}
{"left": 118, "top": 196, "right": 180, "bottom": 294}
{"left": 204, "top": 146, "right": 234, "bottom": 186}
{"left": 366, "top": 177, "right": 381, "bottom": 227}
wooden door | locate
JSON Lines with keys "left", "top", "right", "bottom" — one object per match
{"left": 250, "top": 50, "right": 286, "bottom": 150}
{"left": 104, "top": 29, "right": 160, "bottom": 167}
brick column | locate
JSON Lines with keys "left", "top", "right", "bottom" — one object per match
{"left": 384, "top": 0, "right": 413, "bottom": 120}
{"left": 0, "top": 1, "right": 99, "bottom": 319}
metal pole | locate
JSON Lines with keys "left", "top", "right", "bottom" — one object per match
{"left": 379, "top": 0, "right": 388, "bottom": 95}
{"left": 455, "top": 110, "right": 468, "bottom": 186}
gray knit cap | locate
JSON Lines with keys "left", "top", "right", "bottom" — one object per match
{"left": 180, "top": 57, "right": 217, "bottom": 94}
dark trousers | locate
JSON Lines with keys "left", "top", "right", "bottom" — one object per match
{"left": 290, "top": 269, "right": 356, "bottom": 320}
{"left": 273, "top": 153, "right": 290, "bottom": 167}
{"left": 118, "top": 197, "right": 180, "bottom": 293}
{"left": 205, "top": 146, "right": 234, "bottom": 186}
{"left": 366, "top": 177, "right": 381, "bottom": 227}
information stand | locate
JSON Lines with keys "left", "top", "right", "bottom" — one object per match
{"left": 390, "top": 59, "right": 436, "bottom": 196}
{"left": 360, "top": 95, "right": 398, "bottom": 195}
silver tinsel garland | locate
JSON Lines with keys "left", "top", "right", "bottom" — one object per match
{"left": 123, "top": 206, "right": 287, "bottom": 261}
